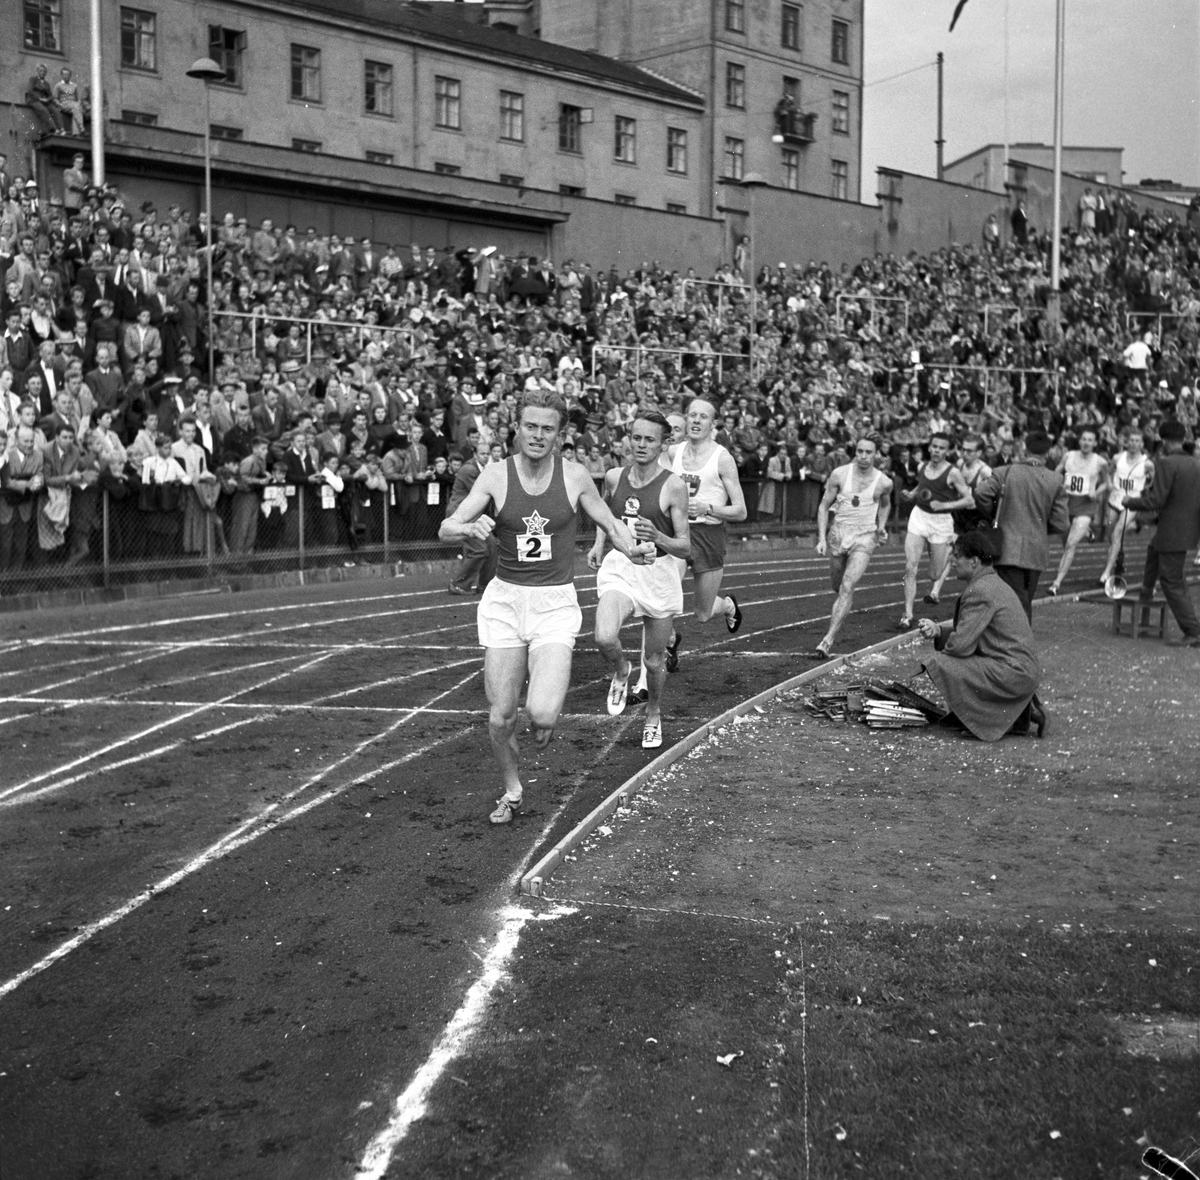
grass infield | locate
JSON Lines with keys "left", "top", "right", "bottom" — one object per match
{"left": 778, "top": 921, "right": 1198, "bottom": 1179}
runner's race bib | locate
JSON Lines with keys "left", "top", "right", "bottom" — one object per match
{"left": 320, "top": 485, "right": 336, "bottom": 509}
{"left": 516, "top": 531, "right": 551, "bottom": 562}
{"left": 1066, "top": 474, "right": 1088, "bottom": 495}
{"left": 622, "top": 494, "right": 641, "bottom": 533}
{"left": 426, "top": 482, "right": 440, "bottom": 505}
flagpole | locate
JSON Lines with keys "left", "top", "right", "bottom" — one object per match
{"left": 1049, "top": 0, "right": 1065, "bottom": 333}
{"left": 1002, "top": 0, "right": 1010, "bottom": 180}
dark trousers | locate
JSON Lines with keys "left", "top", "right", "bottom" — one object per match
{"left": 1140, "top": 541, "right": 1199, "bottom": 638}
{"left": 451, "top": 535, "right": 498, "bottom": 591}
{"left": 995, "top": 564, "right": 1040, "bottom": 624}
{"left": 0, "top": 516, "right": 32, "bottom": 573}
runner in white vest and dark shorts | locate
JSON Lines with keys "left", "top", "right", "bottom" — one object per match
{"left": 1048, "top": 427, "right": 1109, "bottom": 595}
{"left": 589, "top": 410, "right": 691, "bottom": 750}
{"left": 440, "top": 391, "right": 652, "bottom": 825}
{"left": 667, "top": 396, "right": 748, "bottom": 666}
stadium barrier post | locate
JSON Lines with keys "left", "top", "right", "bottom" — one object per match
{"left": 382, "top": 487, "right": 390, "bottom": 564}
{"left": 101, "top": 488, "right": 111, "bottom": 589}
{"left": 298, "top": 486, "right": 306, "bottom": 571}
{"left": 306, "top": 322, "right": 313, "bottom": 365}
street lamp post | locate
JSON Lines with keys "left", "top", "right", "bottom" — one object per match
{"left": 186, "top": 57, "right": 225, "bottom": 384}
{"left": 740, "top": 172, "right": 769, "bottom": 383}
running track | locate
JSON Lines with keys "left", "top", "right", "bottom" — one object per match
{"left": 0, "top": 537, "right": 1140, "bottom": 1178}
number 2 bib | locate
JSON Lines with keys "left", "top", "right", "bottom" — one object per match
{"left": 517, "top": 509, "right": 553, "bottom": 562}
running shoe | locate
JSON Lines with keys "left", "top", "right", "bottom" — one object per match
{"left": 607, "top": 664, "right": 632, "bottom": 716}
{"left": 725, "top": 595, "right": 743, "bottom": 634}
{"left": 630, "top": 687, "right": 649, "bottom": 705}
{"left": 1046, "top": 584, "right": 1059, "bottom": 597}
{"left": 447, "top": 582, "right": 468, "bottom": 596}
{"left": 811, "top": 642, "right": 831, "bottom": 660}
{"left": 489, "top": 796, "right": 521, "bottom": 824}
{"left": 642, "top": 720, "right": 663, "bottom": 749}
{"left": 922, "top": 593, "right": 940, "bottom": 605}
{"left": 665, "top": 632, "right": 683, "bottom": 673}
{"left": 898, "top": 617, "right": 915, "bottom": 631}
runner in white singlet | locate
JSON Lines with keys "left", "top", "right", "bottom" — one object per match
{"left": 1048, "top": 428, "right": 1109, "bottom": 595}
{"left": 1099, "top": 430, "right": 1154, "bottom": 587}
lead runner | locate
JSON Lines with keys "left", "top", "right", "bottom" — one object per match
{"left": 439, "top": 390, "right": 652, "bottom": 824}
{"left": 588, "top": 410, "right": 691, "bottom": 750}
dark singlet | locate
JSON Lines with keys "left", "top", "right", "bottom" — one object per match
{"left": 493, "top": 456, "right": 578, "bottom": 586}
{"left": 915, "top": 462, "right": 953, "bottom": 508}
{"left": 952, "top": 465, "right": 987, "bottom": 533}
{"left": 610, "top": 466, "right": 674, "bottom": 557}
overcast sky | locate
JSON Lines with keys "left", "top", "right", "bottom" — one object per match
{"left": 860, "top": 0, "right": 1200, "bottom": 197}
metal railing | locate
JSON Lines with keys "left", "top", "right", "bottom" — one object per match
{"left": 983, "top": 303, "right": 1028, "bottom": 334}
{"left": 215, "top": 310, "right": 416, "bottom": 365}
{"left": 904, "top": 363, "right": 1061, "bottom": 408}
{"left": 835, "top": 294, "right": 910, "bottom": 332}
{"left": 589, "top": 342, "right": 748, "bottom": 384}
{"left": 1125, "top": 311, "right": 1189, "bottom": 341}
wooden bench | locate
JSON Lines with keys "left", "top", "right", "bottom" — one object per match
{"left": 1111, "top": 597, "right": 1170, "bottom": 639}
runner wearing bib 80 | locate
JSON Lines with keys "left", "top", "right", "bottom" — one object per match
{"left": 1047, "top": 428, "right": 1109, "bottom": 596}
{"left": 1099, "top": 430, "right": 1154, "bottom": 587}
{"left": 666, "top": 396, "right": 748, "bottom": 662}
{"left": 439, "top": 390, "right": 652, "bottom": 825}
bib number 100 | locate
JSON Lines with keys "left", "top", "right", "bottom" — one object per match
{"left": 517, "top": 532, "right": 552, "bottom": 562}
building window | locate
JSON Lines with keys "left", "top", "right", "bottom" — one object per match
{"left": 831, "top": 19, "right": 849, "bottom": 64}
{"left": 725, "top": 0, "right": 745, "bottom": 32}
{"left": 499, "top": 173, "right": 524, "bottom": 187}
{"left": 364, "top": 61, "right": 393, "bottom": 117}
{"left": 832, "top": 90, "right": 850, "bottom": 134}
{"left": 724, "top": 137, "right": 744, "bottom": 180}
{"left": 292, "top": 138, "right": 321, "bottom": 153}
{"left": 782, "top": 148, "right": 800, "bottom": 190}
{"left": 121, "top": 109, "right": 158, "bottom": 125}
{"left": 560, "top": 184, "right": 585, "bottom": 197}
{"left": 559, "top": 104, "right": 582, "bottom": 153}
{"left": 291, "top": 44, "right": 321, "bottom": 102}
{"left": 209, "top": 27, "right": 245, "bottom": 87}
{"left": 831, "top": 158, "right": 848, "bottom": 200}
{"left": 614, "top": 193, "right": 636, "bottom": 206}
{"left": 120, "top": 8, "right": 156, "bottom": 71}
{"left": 725, "top": 62, "right": 746, "bottom": 108}
{"left": 210, "top": 124, "right": 243, "bottom": 141}
{"left": 781, "top": 3, "right": 801, "bottom": 50}
{"left": 667, "top": 128, "right": 688, "bottom": 174}
{"left": 435, "top": 76, "right": 461, "bottom": 129}
{"left": 24, "top": 0, "right": 61, "bottom": 52}
{"left": 614, "top": 116, "right": 636, "bottom": 164}
{"left": 500, "top": 91, "right": 524, "bottom": 142}
{"left": 666, "top": 202, "right": 687, "bottom": 214}
{"left": 366, "top": 150, "right": 394, "bottom": 165}
{"left": 434, "top": 162, "right": 462, "bottom": 176}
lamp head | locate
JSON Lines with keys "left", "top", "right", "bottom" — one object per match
{"left": 186, "top": 57, "right": 226, "bottom": 82}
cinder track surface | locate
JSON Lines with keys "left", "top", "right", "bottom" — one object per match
{"left": 0, "top": 537, "right": 1136, "bottom": 1178}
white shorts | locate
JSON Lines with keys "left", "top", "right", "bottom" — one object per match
{"left": 906, "top": 505, "right": 956, "bottom": 545}
{"left": 595, "top": 550, "right": 684, "bottom": 620}
{"left": 477, "top": 578, "right": 582, "bottom": 650}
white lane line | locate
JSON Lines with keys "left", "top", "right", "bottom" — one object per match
{"left": 0, "top": 669, "right": 483, "bottom": 1002}
{"left": 357, "top": 717, "right": 636, "bottom": 1178}
{"left": 299, "top": 656, "right": 482, "bottom": 707}
{"left": 21, "top": 643, "right": 189, "bottom": 698}
{"left": 0, "top": 649, "right": 336, "bottom": 803}
{"left": 354, "top": 905, "right": 571, "bottom": 1180}
{"left": 0, "top": 716, "right": 273, "bottom": 809}
{"left": 0, "top": 649, "right": 120, "bottom": 681}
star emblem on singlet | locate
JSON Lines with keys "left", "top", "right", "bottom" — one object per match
{"left": 521, "top": 509, "right": 549, "bottom": 535}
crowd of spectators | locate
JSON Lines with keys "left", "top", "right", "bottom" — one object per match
{"left": 1, "top": 152, "right": 1197, "bottom": 579}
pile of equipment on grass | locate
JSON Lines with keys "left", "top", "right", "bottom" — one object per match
{"left": 806, "top": 680, "right": 944, "bottom": 729}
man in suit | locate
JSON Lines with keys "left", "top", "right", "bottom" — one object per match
{"left": 917, "top": 529, "right": 1046, "bottom": 741}
{"left": 1123, "top": 420, "right": 1200, "bottom": 646}
{"left": 122, "top": 308, "right": 163, "bottom": 375}
{"left": 445, "top": 442, "right": 496, "bottom": 595}
{"left": 281, "top": 426, "right": 321, "bottom": 548}
{"left": 353, "top": 237, "right": 379, "bottom": 292}
{"left": 1, "top": 423, "right": 44, "bottom": 572}
{"left": 115, "top": 266, "right": 152, "bottom": 327}
{"left": 1, "top": 307, "right": 34, "bottom": 387}
{"left": 24, "top": 340, "right": 63, "bottom": 419}
{"left": 974, "top": 432, "right": 1070, "bottom": 623}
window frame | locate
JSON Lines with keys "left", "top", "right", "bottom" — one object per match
{"left": 434, "top": 162, "right": 462, "bottom": 176}
{"left": 23, "top": 0, "right": 62, "bottom": 54}
{"left": 725, "top": 0, "right": 745, "bottom": 33}
{"left": 435, "top": 75, "right": 462, "bottom": 130}
{"left": 781, "top": 3, "right": 801, "bottom": 51}
{"left": 499, "top": 90, "right": 525, "bottom": 143}
{"left": 725, "top": 62, "right": 746, "bottom": 109}
{"left": 831, "top": 19, "right": 849, "bottom": 65}
{"left": 366, "top": 150, "right": 394, "bottom": 165}
{"left": 666, "top": 202, "right": 687, "bottom": 215}
{"left": 832, "top": 89, "right": 850, "bottom": 134}
{"left": 119, "top": 7, "right": 157, "bottom": 73}
{"left": 292, "top": 137, "right": 322, "bottom": 153}
{"left": 614, "top": 116, "right": 637, "bottom": 165}
{"left": 667, "top": 127, "right": 688, "bottom": 175}
{"left": 209, "top": 124, "right": 244, "bottom": 141}
{"left": 290, "top": 43, "right": 322, "bottom": 103}
{"left": 831, "top": 158, "right": 849, "bottom": 200}
{"left": 558, "top": 104, "right": 582, "bottom": 154}
{"left": 782, "top": 148, "right": 800, "bottom": 191}
{"left": 559, "top": 183, "right": 585, "bottom": 197}
{"left": 363, "top": 60, "right": 394, "bottom": 119}
{"left": 499, "top": 173, "right": 525, "bottom": 188}
{"left": 614, "top": 193, "right": 637, "bottom": 206}
{"left": 208, "top": 26, "right": 246, "bottom": 89}
{"left": 121, "top": 109, "right": 158, "bottom": 126}
{"left": 724, "top": 136, "right": 745, "bottom": 181}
